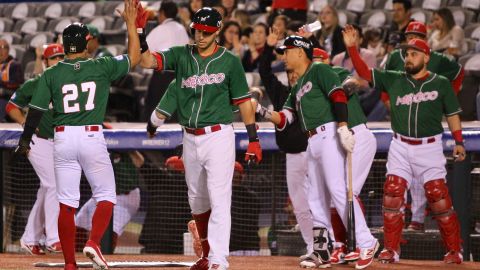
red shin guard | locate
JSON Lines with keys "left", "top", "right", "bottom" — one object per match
{"left": 382, "top": 175, "right": 408, "bottom": 252}
{"left": 424, "top": 180, "right": 462, "bottom": 252}
{"left": 192, "top": 210, "right": 211, "bottom": 257}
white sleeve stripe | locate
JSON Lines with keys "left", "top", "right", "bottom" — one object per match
{"left": 125, "top": 54, "right": 131, "bottom": 73}
{"left": 283, "top": 105, "right": 294, "bottom": 111}
{"left": 327, "top": 86, "right": 343, "bottom": 96}
{"left": 159, "top": 51, "right": 166, "bottom": 70}
{"left": 445, "top": 109, "right": 462, "bottom": 116}
{"left": 28, "top": 104, "right": 48, "bottom": 111}
{"left": 155, "top": 108, "right": 171, "bottom": 117}
{"left": 232, "top": 93, "right": 251, "bottom": 100}
{"left": 453, "top": 64, "right": 462, "bottom": 80}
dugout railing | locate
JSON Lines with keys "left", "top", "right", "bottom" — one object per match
{"left": 0, "top": 122, "right": 479, "bottom": 261}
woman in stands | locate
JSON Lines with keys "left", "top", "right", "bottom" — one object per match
{"left": 218, "top": 21, "right": 245, "bottom": 58}
{"left": 428, "top": 7, "right": 467, "bottom": 59}
{"left": 242, "top": 23, "right": 268, "bottom": 72}
{"left": 315, "top": 5, "right": 346, "bottom": 59}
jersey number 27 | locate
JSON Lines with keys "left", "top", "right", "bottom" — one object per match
{"left": 62, "top": 82, "right": 96, "bottom": 113}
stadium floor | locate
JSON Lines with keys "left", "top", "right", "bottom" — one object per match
{"left": 0, "top": 253, "right": 479, "bottom": 270}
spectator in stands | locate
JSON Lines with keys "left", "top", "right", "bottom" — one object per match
{"left": 147, "top": 1, "right": 190, "bottom": 52}
{"left": 331, "top": 24, "right": 380, "bottom": 119}
{"left": 219, "top": 21, "right": 245, "bottom": 58}
{"left": 76, "top": 151, "right": 143, "bottom": 251}
{"left": 230, "top": 162, "right": 260, "bottom": 256}
{"left": 0, "top": 39, "right": 24, "bottom": 122}
{"left": 428, "top": 8, "right": 467, "bottom": 59}
{"left": 231, "top": 9, "right": 252, "bottom": 32}
{"left": 315, "top": 5, "right": 346, "bottom": 59}
{"left": 144, "top": 1, "right": 190, "bottom": 122}
{"left": 384, "top": 0, "right": 413, "bottom": 45}
{"left": 272, "top": 15, "right": 289, "bottom": 43}
{"left": 86, "top": 25, "right": 113, "bottom": 58}
{"left": 178, "top": 0, "right": 203, "bottom": 31}
{"left": 222, "top": 0, "right": 238, "bottom": 20}
{"left": 364, "top": 28, "right": 386, "bottom": 61}
{"left": 213, "top": 5, "right": 228, "bottom": 22}
{"left": 268, "top": 0, "right": 308, "bottom": 25}
{"left": 242, "top": 23, "right": 268, "bottom": 72}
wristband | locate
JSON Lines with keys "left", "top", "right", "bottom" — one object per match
{"left": 452, "top": 130, "right": 464, "bottom": 146}
{"left": 139, "top": 32, "right": 149, "bottom": 54}
{"left": 246, "top": 123, "right": 259, "bottom": 142}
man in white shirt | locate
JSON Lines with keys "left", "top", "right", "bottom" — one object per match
{"left": 146, "top": 1, "right": 189, "bottom": 52}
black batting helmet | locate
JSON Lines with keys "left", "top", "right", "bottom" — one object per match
{"left": 190, "top": 7, "right": 222, "bottom": 33}
{"left": 62, "top": 22, "right": 91, "bottom": 54}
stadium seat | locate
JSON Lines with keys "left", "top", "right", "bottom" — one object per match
{"left": 147, "top": 1, "right": 163, "bottom": 11}
{"left": 448, "top": 0, "right": 464, "bottom": 6}
{"left": 410, "top": 8, "right": 432, "bottom": 24}
{"left": 465, "top": 38, "right": 478, "bottom": 52}
{"left": 34, "top": 3, "right": 68, "bottom": 19}
{"left": 111, "top": 2, "right": 125, "bottom": 18}
{"left": 338, "top": 10, "right": 357, "bottom": 27}
{"left": 450, "top": 7, "right": 476, "bottom": 28}
{"left": 346, "top": 0, "right": 373, "bottom": 13}
{"left": 102, "top": 1, "right": 122, "bottom": 16}
{"left": 13, "top": 18, "right": 47, "bottom": 35}
{"left": 4, "top": 3, "right": 34, "bottom": 20}
{"left": 23, "top": 60, "right": 36, "bottom": 81}
{"left": 82, "top": 16, "right": 115, "bottom": 32}
{"left": 359, "top": 9, "right": 390, "bottom": 28}
{"left": 0, "top": 18, "right": 14, "bottom": 33}
{"left": 9, "top": 45, "right": 25, "bottom": 62}
{"left": 76, "top": 2, "right": 103, "bottom": 18}
{"left": 45, "top": 17, "right": 79, "bottom": 34}
{"left": 245, "top": 72, "right": 261, "bottom": 87}
{"left": 462, "top": 0, "right": 480, "bottom": 10}
{"left": 0, "top": 32, "right": 22, "bottom": 45}
{"left": 22, "top": 32, "right": 55, "bottom": 49}
{"left": 465, "top": 23, "right": 480, "bottom": 40}
{"left": 464, "top": 53, "right": 480, "bottom": 73}
{"left": 422, "top": 0, "right": 447, "bottom": 10}
{"left": 309, "top": 0, "right": 330, "bottom": 12}
{"left": 333, "top": 0, "right": 349, "bottom": 9}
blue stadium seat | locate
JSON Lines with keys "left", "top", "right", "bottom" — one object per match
{"left": 0, "top": 18, "right": 14, "bottom": 33}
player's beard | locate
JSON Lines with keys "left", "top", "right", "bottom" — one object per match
{"left": 404, "top": 61, "right": 424, "bottom": 75}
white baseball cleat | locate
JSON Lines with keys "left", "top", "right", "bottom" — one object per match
{"left": 355, "top": 240, "right": 380, "bottom": 269}
{"left": 83, "top": 240, "right": 109, "bottom": 270}
{"left": 208, "top": 264, "right": 227, "bottom": 270}
{"left": 20, "top": 239, "right": 45, "bottom": 255}
{"left": 299, "top": 252, "right": 331, "bottom": 268}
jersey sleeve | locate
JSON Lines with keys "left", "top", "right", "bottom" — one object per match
{"left": 317, "top": 65, "right": 343, "bottom": 97}
{"left": 437, "top": 53, "right": 462, "bottom": 81}
{"left": 155, "top": 80, "right": 177, "bottom": 118}
{"left": 9, "top": 78, "right": 36, "bottom": 108}
{"left": 156, "top": 46, "right": 182, "bottom": 71}
{"left": 227, "top": 55, "right": 250, "bottom": 104}
{"left": 29, "top": 73, "right": 51, "bottom": 111}
{"left": 441, "top": 77, "right": 462, "bottom": 116}
{"left": 282, "top": 91, "right": 295, "bottom": 111}
{"left": 99, "top": 54, "right": 131, "bottom": 81}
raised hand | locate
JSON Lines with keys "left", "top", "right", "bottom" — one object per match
{"left": 118, "top": 0, "right": 139, "bottom": 27}
{"left": 267, "top": 27, "right": 280, "bottom": 47}
{"left": 342, "top": 24, "right": 358, "bottom": 48}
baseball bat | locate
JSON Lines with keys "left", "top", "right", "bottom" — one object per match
{"left": 347, "top": 152, "right": 356, "bottom": 252}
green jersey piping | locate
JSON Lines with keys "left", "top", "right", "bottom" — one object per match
{"left": 414, "top": 74, "right": 437, "bottom": 137}
{"left": 188, "top": 48, "right": 201, "bottom": 127}
{"left": 155, "top": 107, "right": 172, "bottom": 117}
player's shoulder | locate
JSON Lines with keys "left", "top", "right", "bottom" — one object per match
{"left": 311, "top": 62, "right": 332, "bottom": 72}
{"left": 431, "top": 72, "right": 450, "bottom": 84}
{"left": 216, "top": 46, "right": 239, "bottom": 61}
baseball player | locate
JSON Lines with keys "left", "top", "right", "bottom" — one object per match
{"left": 383, "top": 21, "right": 465, "bottom": 232}
{"left": 76, "top": 151, "right": 143, "bottom": 251}
{"left": 136, "top": 6, "right": 261, "bottom": 270}
{"left": 6, "top": 44, "right": 65, "bottom": 255}
{"left": 12, "top": 1, "right": 141, "bottom": 269}
{"left": 254, "top": 35, "right": 378, "bottom": 269}
{"left": 309, "top": 48, "right": 378, "bottom": 265}
{"left": 344, "top": 24, "right": 465, "bottom": 264}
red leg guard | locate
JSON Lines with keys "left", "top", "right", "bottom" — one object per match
{"left": 89, "top": 201, "right": 114, "bottom": 245}
{"left": 424, "top": 179, "right": 462, "bottom": 252}
{"left": 58, "top": 203, "right": 77, "bottom": 264}
{"left": 330, "top": 208, "right": 346, "bottom": 244}
{"left": 382, "top": 175, "right": 408, "bottom": 252}
{"left": 192, "top": 210, "right": 211, "bottom": 257}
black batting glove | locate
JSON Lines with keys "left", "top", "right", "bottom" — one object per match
{"left": 146, "top": 120, "right": 157, "bottom": 138}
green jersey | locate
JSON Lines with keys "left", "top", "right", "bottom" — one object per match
{"left": 9, "top": 76, "right": 54, "bottom": 139}
{"left": 372, "top": 69, "right": 461, "bottom": 138}
{"left": 332, "top": 66, "right": 367, "bottom": 128}
{"left": 283, "top": 62, "right": 343, "bottom": 131}
{"left": 385, "top": 49, "right": 462, "bottom": 81}
{"left": 156, "top": 45, "right": 250, "bottom": 128}
{"left": 29, "top": 55, "right": 130, "bottom": 126}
